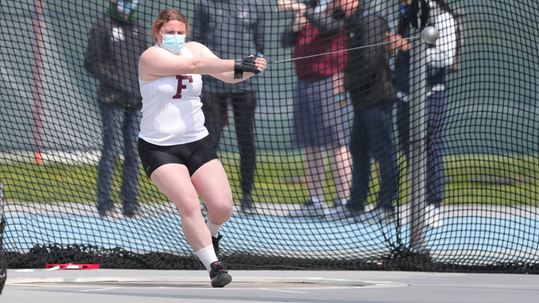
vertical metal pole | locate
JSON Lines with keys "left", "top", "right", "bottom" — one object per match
{"left": 33, "top": 0, "right": 45, "bottom": 165}
{"left": 0, "top": 182, "right": 6, "bottom": 294}
{"left": 408, "top": 29, "right": 428, "bottom": 252}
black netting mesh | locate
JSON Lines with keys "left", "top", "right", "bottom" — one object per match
{"left": 1, "top": 0, "right": 538, "bottom": 274}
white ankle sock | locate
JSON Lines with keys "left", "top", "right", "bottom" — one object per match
{"left": 206, "top": 221, "right": 222, "bottom": 238}
{"left": 195, "top": 245, "right": 218, "bottom": 272}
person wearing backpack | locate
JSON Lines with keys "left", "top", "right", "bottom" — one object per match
{"left": 395, "top": 0, "right": 459, "bottom": 227}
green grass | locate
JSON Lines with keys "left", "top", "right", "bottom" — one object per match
{"left": 1, "top": 152, "right": 538, "bottom": 206}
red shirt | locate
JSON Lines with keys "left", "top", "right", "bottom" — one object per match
{"left": 293, "top": 23, "right": 347, "bottom": 80}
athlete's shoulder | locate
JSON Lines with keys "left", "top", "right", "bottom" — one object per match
{"left": 186, "top": 41, "right": 206, "bottom": 49}
{"left": 185, "top": 41, "right": 209, "bottom": 57}
{"left": 141, "top": 45, "right": 158, "bottom": 54}
{"left": 139, "top": 45, "right": 164, "bottom": 61}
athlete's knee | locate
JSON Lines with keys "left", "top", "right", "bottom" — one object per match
{"left": 207, "top": 199, "right": 233, "bottom": 219}
{"left": 176, "top": 199, "right": 203, "bottom": 218}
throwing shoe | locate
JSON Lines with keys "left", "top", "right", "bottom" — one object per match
{"left": 209, "top": 261, "right": 232, "bottom": 288}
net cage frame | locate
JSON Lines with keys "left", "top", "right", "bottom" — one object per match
{"left": 0, "top": 0, "right": 538, "bottom": 274}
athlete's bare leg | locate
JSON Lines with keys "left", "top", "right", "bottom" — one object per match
{"left": 150, "top": 164, "right": 210, "bottom": 251}
{"left": 192, "top": 159, "right": 233, "bottom": 225}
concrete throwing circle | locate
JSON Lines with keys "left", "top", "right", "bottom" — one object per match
{"left": 8, "top": 276, "right": 408, "bottom": 289}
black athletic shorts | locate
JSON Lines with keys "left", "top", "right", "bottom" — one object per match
{"left": 138, "top": 136, "right": 218, "bottom": 178}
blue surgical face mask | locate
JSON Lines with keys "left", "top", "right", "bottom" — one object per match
{"left": 116, "top": 0, "right": 138, "bottom": 15}
{"left": 160, "top": 34, "right": 186, "bottom": 54}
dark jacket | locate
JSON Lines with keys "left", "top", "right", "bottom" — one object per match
{"left": 84, "top": 16, "right": 146, "bottom": 108}
{"left": 191, "top": 0, "right": 265, "bottom": 93}
{"left": 344, "top": 12, "right": 395, "bottom": 107}
{"left": 306, "top": 8, "right": 396, "bottom": 108}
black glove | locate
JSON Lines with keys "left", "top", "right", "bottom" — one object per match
{"left": 234, "top": 55, "right": 259, "bottom": 79}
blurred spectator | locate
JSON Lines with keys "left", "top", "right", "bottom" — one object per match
{"left": 316, "top": 0, "right": 410, "bottom": 222}
{"left": 394, "top": 0, "right": 412, "bottom": 162}
{"left": 396, "top": 0, "right": 458, "bottom": 227}
{"left": 392, "top": 0, "right": 412, "bottom": 225}
{"left": 84, "top": 0, "right": 147, "bottom": 217}
{"left": 279, "top": 0, "right": 352, "bottom": 217}
{"left": 191, "top": 0, "right": 266, "bottom": 213}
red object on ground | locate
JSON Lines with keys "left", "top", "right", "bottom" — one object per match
{"left": 34, "top": 151, "right": 44, "bottom": 165}
{"left": 45, "top": 263, "right": 101, "bottom": 270}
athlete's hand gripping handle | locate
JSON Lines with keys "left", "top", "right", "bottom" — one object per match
{"left": 233, "top": 55, "right": 260, "bottom": 79}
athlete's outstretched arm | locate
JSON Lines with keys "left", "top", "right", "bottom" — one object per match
{"left": 138, "top": 45, "right": 235, "bottom": 80}
{"left": 193, "top": 42, "right": 267, "bottom": 83}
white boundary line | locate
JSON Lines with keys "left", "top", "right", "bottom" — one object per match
{"left": 6, "top": 276, "right": 408, "bottom": 291}
{"left": 0, "top": 151, "right": 101, "bottom": 165}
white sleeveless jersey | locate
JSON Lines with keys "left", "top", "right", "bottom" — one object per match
{"left": 138, "top": 46, "right": 208, "bottom": 145}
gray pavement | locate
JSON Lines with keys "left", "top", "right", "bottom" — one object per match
{"left": 2, "top": 269, "right": 539, "bottom": 302}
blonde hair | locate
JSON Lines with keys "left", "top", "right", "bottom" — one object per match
{"left": 151, "top": 8, "right": 189, "bottom": 42}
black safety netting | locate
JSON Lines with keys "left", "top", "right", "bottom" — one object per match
{"left": 0, "top": 0, "right": 538, "bottom": 274}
